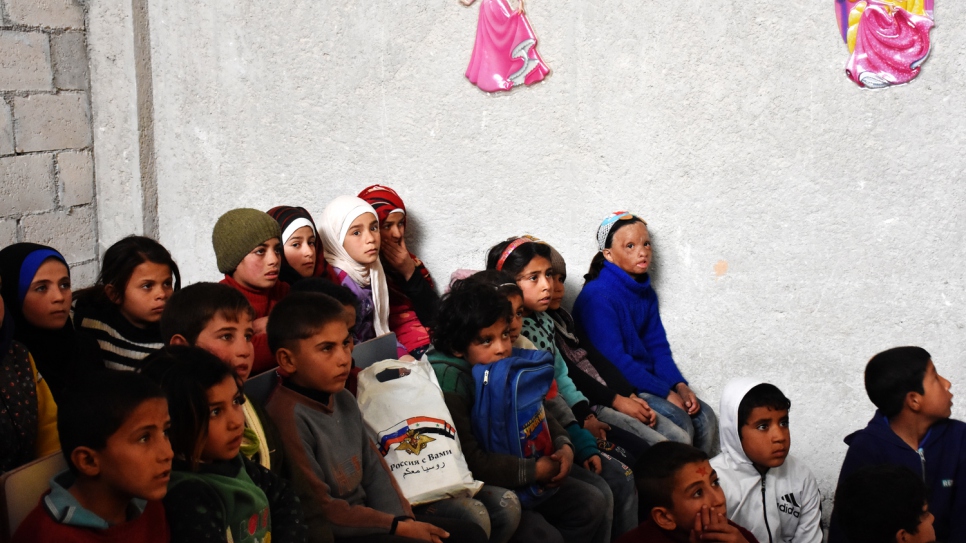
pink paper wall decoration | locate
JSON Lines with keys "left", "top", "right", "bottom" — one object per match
{"left": 465, "top": 0, "right": 549, "bottom": 92}
{"left": 835, "top": 0, "right": 934, "bottom": 89}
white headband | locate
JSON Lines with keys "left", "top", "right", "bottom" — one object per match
{"left": 281, "top": 218, "right": 315, "bottom": 244}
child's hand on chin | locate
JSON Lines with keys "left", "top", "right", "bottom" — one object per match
{"left": 381, "top": 238, "right": 416, "bottom": 280}
{"left": 688, "top": 506, "right": 748, "bottom": 543}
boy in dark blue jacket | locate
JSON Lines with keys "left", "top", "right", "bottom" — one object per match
{"left": 832, "top": 346, "right": 966, "bottom": 542}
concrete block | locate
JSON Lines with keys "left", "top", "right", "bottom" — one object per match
{"left": 6, "top": 0, "right": 85, "bottom": 29}
{"left": 57, "top": 149, "right": 93, "bottom": 207}
{"left": 0, "top": 218, "right": 17, "bottom": 247}
{"left": 13, "top": 93, "right": 91, "bottom": 153}
{"left": 0, "top": 154, "right": 55, "bottom": 217}
{"left": 0, "top": 98, "right": 13, "bottom": 156}
{"left": 50, "top": 32, "right": 89, "bottom": 90}
{"left": 69, "top": 259, "right": 98, "bottom": 288}
{"left": 21, "top": 206, "right": 95, "bottom": 262}
{"left": 0, "top": 31, "right": 53, "bottom": 91}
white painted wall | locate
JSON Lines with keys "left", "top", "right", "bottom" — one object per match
{"left": 95, "top": 0, "right": 966, "bottom": 514}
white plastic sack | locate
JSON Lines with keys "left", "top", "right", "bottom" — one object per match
{"left": 357, "top": 358, "right": 483, "bottom": 505}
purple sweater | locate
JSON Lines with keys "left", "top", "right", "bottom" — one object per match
{"left": 571, "top": 261, "right": 686, "bottom": 397}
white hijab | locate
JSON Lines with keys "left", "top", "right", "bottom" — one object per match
{"left": 319, "top": 195, "right": 391, "bottom": 336}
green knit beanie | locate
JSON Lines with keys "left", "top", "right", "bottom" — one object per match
{"left": 211, "top": 208, "right": 281, "bottom": 274}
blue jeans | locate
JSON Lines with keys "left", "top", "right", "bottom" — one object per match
{"left": 574, "top": 453, "right": 639, "bottom": 540}
{"left": 413, "top": 485, "right": 521, "bottom": 543}
{"left": 593, "top": 405, "right": 691, "bottom": 446}
{"left": 637, "top": 393, "right": 719, "bottom": 456}
{"left": 527, "top": 474, "right": 609, "bottom": 543}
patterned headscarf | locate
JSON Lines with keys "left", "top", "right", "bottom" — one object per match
{"left": 358, "top": 184, "right": 406, "bottom": 224}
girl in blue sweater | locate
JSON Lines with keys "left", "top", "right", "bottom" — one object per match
{"left": 571, "top": 212, "right": 719, "bottom": 455}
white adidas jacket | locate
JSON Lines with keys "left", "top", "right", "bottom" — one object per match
{"left": 710, "top": 377, "right": 823, "bottom": 543}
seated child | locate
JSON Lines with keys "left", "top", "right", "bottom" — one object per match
{"left": 467, "top": 268, "right": 637, "bottom": 539}
{"left": 140, "top": 346, "right": 306, "bottom": 543}
{"left": 0, "top": 280, "right": 59, "bottom": 474}
{"left": 13, "top": 370, "right": 171, "bottom": 542}
{"left": 546, "top": 244, "right": 689, "bottom": 446}
{"left": 711, "top": 378, "right": 823, "bottom": 543}
{"left": 572, "top": 212, "right": 719, "bottom": 455}
{"left": 288, "top": 278, "right": 364, "bottom": 395}
{"left": 267, "top": 205, "right": 336, "bottom": 285}
{"left": 74, "top": 236, "right": 180, "bottom": 371}
{"left": 0, "top": 243, "right": 103, "bottom": 401}
{"left": 834, "top": 465, "right": 935, "bottom": 543}
{"left": 833, "top": 346, "right": 965, "bottom": 542}
{"left": 358, "top": 185, "right": 440, "bottom": 358}
{"left": 618, "top": 441, "right": 759, "bottom": 543}
{"left": 429, "top": 279, "right": 608, "bottom": 543}
{"left": 160, "top": 282, "right": 285, "bottom": 473}
{"left": 318, "top": 195, "right": 409, "bottom": 359}
{"left": 212, "top": 208, "right": 290, "bottom": 374}
{"left": 264, "top": 292, "right": 487, "bottom": 543}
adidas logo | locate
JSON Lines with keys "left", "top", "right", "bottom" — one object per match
{"left": 778, "top": 494, "right": 801, "bottom": 518}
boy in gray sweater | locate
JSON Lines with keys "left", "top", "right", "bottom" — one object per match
{"left": 265, "top": 292, "right": 486, "bottom": 543}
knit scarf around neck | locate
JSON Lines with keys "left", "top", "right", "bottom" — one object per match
{"left": 318, "top": 195, "right": 390, "bottom": 336}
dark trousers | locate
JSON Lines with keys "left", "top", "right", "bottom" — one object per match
{"left": 335, "top": 514, "right": 488, "bottom": 543}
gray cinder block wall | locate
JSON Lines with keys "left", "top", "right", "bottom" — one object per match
{"left": 0, "top": 0, "right": 97, "bottom": 286}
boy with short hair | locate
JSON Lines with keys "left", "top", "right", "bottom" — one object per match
{"left": 618, "top": 441, "right": 759, "bottom": 543}
{"left": 211, "top": 207, "right": 290, "bottom": 374}
{"left": 429, "top": 279, "right": 609, "bottom": 543}
{"left": 264, "top": 292, "right": 487, "bottom": 542}
{"left": 290, "top": 278, "right": 360, "bottom": 342}
{"left": 711, "top": 378, "right": 823, "bottom": 543}
{"left": 160, "top": 282, "right": 286, "bottom": 474}
{"left": 13, "top": 371, "right": 172, "bottom": 543}
{"left": 834, "top": 465, "right": 936, "bottom": 543}
{"left": 833, "top": 346, "right": 965, "bottom": 542}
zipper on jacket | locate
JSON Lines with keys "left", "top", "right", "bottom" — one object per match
{"left": 761, "top": 476, "right": 774, "bottom": 543}
{"left": 483, "top": 369, "right": 489, "bottom": 385}
{"left": 918, "top": 448, "right": 926, "bottom": 483}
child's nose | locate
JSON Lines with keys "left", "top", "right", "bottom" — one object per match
{"left": 231, "top": 408, "right": 245, "bottom": 428}
{"left": 158, "top": 440, "right": 174, "bottom": 463}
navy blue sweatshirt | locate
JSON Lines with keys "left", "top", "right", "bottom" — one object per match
{"left": 831, "top": 411, "right": 966, "bottom": 542}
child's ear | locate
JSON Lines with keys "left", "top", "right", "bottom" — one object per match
{"left": 601, "top": 249, "right": 614, "bottom": 264}
{"left": 905, "top": 391, "right": 923, "bottom": 413}
{"left": 451, "top": 350, "right": 465, "bottom": 360}
{"left": 276, "top": 348, "right": 297, "bottom": 375}
{"left": 104, "top": 284, "right": 122, "bottom": 305}
{"left": 169, "top": 334, "right": 190, "bottom": 347}
{"left": 70, "top": 447, "right": 102, "bottom": 477}
{"left": 651, "top": 506, "right": 678, "bottom": 532}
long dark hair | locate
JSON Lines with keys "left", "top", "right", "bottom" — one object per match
{"left": 139, "top": 346, "right": 239, "bottom": 471}
{"left": 75, "top": 236, "right": 181, "bottom": 305}
{"left": 584, "top": 217, "right": 647, "bottom": 284}
{"left": 485, "top": 237, "right": 553, "bottom": 277}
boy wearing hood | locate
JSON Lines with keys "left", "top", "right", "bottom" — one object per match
{"left": 710, "top": 378, "right": 823, "bottom": 543}
{"left": 831, "top": 346, "right": 964, "bottom": 543}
